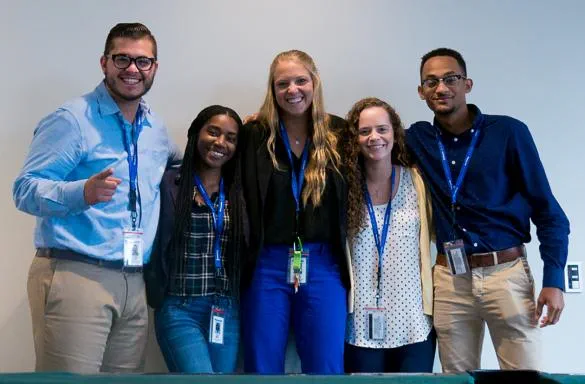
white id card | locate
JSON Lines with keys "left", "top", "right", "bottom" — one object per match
{"left": 123, "top": 228, "right": 144, "bottom": 267}
{"left": 287, "top": 252, "right": 309, "bottom": 285}
{"left": 209, "top": 306, "right": 225, "bottom": 345}
{"left": 365, "top": 308, "right": 386, "bottom": 341}
{"left": 443, "top": 239, "right": 470, "bottom": 275}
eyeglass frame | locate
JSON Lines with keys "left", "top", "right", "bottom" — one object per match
{"left": 107, "top": 54, "right": 157, "bottom": 71}
{"left": 421, "top": 74, "right": 467, "bottom": 89}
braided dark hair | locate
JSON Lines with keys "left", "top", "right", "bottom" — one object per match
{"left": 172, "top": 105, "right": 247, "bottom": 298}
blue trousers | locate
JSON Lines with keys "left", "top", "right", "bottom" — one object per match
{"left": 344, "top": 329, "right": 436, "bottom": 373}
{"left": 241, "top": 243, "right": 347, "bottom": 374}
{"left": 154, "top": 295, "right": 239, "bottom": 373}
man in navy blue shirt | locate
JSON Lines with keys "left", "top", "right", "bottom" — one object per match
{"left": 406, "top": 48, "right": 569, "bottom": 373}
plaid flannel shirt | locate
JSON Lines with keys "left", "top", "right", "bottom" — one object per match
{"left": 168, "top": 198, "right": 230, "bottom": 296}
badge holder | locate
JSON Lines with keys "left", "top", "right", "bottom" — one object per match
{"left": 443, "top": 239, "right": 470, "bottom": 275}
{"left": 288, "top": 237, "right": 309, "bottom": 293}
{"left": 209, "top": 306, "right": 225, "bottom": 345}
{"left": 123, "top": 228, "right": 144, "bottom": 267}
{"left": 364, "top": 307, "right": 386, "bottom": 341}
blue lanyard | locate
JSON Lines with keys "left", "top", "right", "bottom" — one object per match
{"left": 121, "top": 109, "right": 144, "bottom": 230}
{"left": 363, "top": 166, "right": 395, "bottom": 306}
{"left": 194, "top": 175, "right": 226, "bottom": 270}
{"left": 279, "top": 121, "right": 310, "bottom": 216}
{"left": 436, "top": 127, "right": 480, "bottom": 206}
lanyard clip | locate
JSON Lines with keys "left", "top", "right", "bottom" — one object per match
{"left": 293, "top": 236, "right": 303, "bottom": 273}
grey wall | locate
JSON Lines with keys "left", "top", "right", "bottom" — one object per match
{"left": 1, "top": 0, "right": 583, "bottom": 373}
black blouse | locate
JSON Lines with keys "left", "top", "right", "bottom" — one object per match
{"left": 263, "top": 135, "right": 340, "bottom": 247}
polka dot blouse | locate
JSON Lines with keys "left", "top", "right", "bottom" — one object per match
{"left": 346, "top": 167, "right": 432, "bottom": 349}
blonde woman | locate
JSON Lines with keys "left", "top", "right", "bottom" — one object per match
{"left": 240, "top": 50, "right": 349, "bottom": 374}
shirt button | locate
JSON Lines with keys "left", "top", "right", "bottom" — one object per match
{"left": 451, "top": 160, "right": 456, "bottom": 165}
{"left": 471, "top": 129, "right": 475, "bottom": 133}
{"left": 473, "top": 242, "right": 478, "bottom": 247}
{"left": 462, "top": 228, "right": 467, "bottom": 232}
{"left": 456, "top": 206, "right": 461, "bottom": 211}
{"left": 454, "top": 137, "right": 458, "bottom": 142}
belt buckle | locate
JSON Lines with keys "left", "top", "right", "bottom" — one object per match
{"left": 491, "top": 251, "right": 498, "bottom": 266}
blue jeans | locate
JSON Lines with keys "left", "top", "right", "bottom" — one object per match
{"left": 154, "top": 295, "right": 239, "bottom": 373}
{"left": 344, "top": 328, "right": 437, "bottom": 373}
{"left": 241, "top": 243, "right": 347, "bottom": 374}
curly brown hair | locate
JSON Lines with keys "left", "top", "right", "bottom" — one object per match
{"left": 344, "top": 97, "right": 411, "bottom": 240}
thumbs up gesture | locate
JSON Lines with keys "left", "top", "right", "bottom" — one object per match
{"left": 83, "top": 168, "right": 122, "bottom": 205}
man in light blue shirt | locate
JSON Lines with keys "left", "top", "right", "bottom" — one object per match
{"left": 13, "top": 23, "right": 180, "bottom": 373}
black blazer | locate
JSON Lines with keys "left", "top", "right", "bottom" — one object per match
{"left": 239, "top": 114, "right": 350, "bottom": 289}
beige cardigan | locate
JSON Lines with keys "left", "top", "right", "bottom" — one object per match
{"left": 346, "top": 167, "right": 433, "bottom": 316}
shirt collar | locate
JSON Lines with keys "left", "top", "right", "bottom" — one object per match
{"left": 94, "top": 80, "right": 152, "bottom": 124}
{"left": 434, "top": 104, "right": 484, "bottom": 137}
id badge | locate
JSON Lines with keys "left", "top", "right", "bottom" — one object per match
{"left": 123, "top": 228, "right": 144, "bottom": 267}
{"left": 287, "top": 249, "right": 309, "bottom": 285}
{"left": 365, "top": 307, "right": 385, "bottom": 341}
{"left": 443, "top": 239, "right": 470, "bottom": 275}
{"left": 209, "top": 306, "right": 225, "bottom": 345}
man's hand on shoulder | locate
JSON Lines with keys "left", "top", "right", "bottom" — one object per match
{"left": 535, "top": 287, "right": 565, "bottom": 327}
{"left": 84, "top": 168, "right": 122, "bottom": 205}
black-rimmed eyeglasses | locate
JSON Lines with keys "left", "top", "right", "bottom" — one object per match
{"left": 108, "top": 54, "right": 157, "bottom": 71}
{"left": 421, "top": 74, "right": 466, "bottom": 89}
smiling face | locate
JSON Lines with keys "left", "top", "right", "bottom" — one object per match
{"left": 418, "top": 55, "right": 472, "bottom": 116}
{"left": 272, "top": 59, "right": 314, "bottom": 118}
{"left": 357, "top": 106, "right": 394, "bottom": 164}
{"left": 197, "top": 114, "right": 239, "bottom": 170}
{"left": 100, "top": 37, "right": 158, "bottom": 103}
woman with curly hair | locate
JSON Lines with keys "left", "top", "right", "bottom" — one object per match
{"left": 343, "top": 97, "right": 435, "bottom": 373}
{"left": 239, "top": 50, "right": 349, "bottom": 374}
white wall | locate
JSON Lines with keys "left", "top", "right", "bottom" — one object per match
{"left": 1, "top": 0, "right": 583, "bottom": 374}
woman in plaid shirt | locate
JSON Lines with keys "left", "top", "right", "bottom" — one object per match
{"left": 145, "top": 105, "right": 248, "bottom": 373}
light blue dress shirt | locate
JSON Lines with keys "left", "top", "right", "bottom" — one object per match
{"left": 13, "top": 82, "right": 181, "bottom": 263}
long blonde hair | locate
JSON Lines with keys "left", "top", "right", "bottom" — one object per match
{"left": 257, "top": 50, "right": 340, "bottom": 207}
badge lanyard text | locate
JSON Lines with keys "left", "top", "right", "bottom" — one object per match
{"left": 194, "top": 175, "right": 226, "bottom": 272}
{"left": 121, "top": 109, "right": 144, "bottom": 230}
{"left": 436, "top": 126, "right": 481, "bottom": 239}
{"left": 279, "top": 121, "right": 310, "bottom": 292}
{"left": 363, "top": 166, "right": 395, "bottom": 308}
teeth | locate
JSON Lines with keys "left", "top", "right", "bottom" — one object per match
{"left": 287, "top": 96, "right": 302, "bottom": 104}
{"left": 122, "top": 78, "right": 139, "bottom": 84}
{"left": 210, "top": 151, "right": 225, "bottom": 158}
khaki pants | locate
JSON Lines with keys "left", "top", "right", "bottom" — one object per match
{"left": 433, "top": 257, "right": 540, "bottom": 373}
{"left": 27, "top": 254, "right": 148, "bottom": 373}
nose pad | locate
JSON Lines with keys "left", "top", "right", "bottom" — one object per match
{"left": 435, "top": 81, "right": 450, "bottom": 93}
{"left": 124, "top": 62, "right": 140, "bottom": 73}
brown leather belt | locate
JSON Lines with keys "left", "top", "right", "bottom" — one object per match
{"left": 436, "top": 245, "right": 525, "bottom": 269}
{"left": 36, "top": 248, "right": 143, "bottom": 273}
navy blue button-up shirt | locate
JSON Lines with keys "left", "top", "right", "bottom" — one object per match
{"left": 406, "top": 104, "right": 570, "bottom": 289}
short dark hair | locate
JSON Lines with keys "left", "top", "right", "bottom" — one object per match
{"left": 104, "top": 23, "right": 157, "bottom": 58}
{"left": 420, "top": 48, "right": 466, "bottom": 77}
